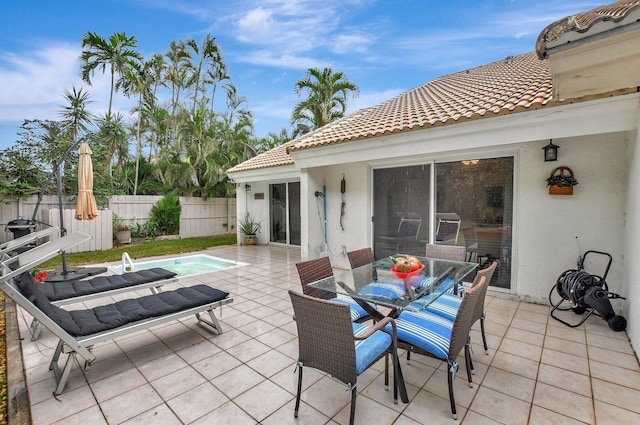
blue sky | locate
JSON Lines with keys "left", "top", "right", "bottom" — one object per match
{"left": 0, "top": 1, "right": 601, "bottom": 151}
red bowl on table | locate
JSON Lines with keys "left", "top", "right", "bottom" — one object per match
{"left": 390, "top": 264, "right": 425, "bottom": 279}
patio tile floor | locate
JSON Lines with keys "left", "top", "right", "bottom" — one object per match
{"left": 15, "top": 245, "right": 640, "bottom": 424}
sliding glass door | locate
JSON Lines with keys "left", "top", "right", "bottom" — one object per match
{"left": 373, "top": 165, "right": 431, "bottom": 259}
{"left": 373, "top": 157, "right": 513, "bottom": 289}
{"left": 435, "top": 158, "right": 513, "bottom": 289}
{"left": 270, "top": 182, "right": 300, "bottom": 246}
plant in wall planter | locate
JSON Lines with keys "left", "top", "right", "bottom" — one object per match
{"left": 238, "top": 213, "right": 261, "bottom": 245}
{"left": 546, "top": 166, "right": 578, "bottom": 195}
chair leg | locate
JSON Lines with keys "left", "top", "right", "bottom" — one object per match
{"left": 391, "top": 349, "right": 399, "bottom": 404}
{"left": 349, "top": 387, "right": 357, "bottom": 425}
{"left": 464, "top": 344, "right": 473, "bottom": 386}
{"left": 294, "top": 364, "right": 303, "bottom": 418}
{"left": 384, "top": 353, "right": 389, "bottom": 391}
{"left": 481, "top": 314, "right": 489, "bottom": 354}
{"left": 469, "top": 343, "right": 475, "bottom": 375}
{"left": 447, "top": 364, "right": 458, "bottom": 420}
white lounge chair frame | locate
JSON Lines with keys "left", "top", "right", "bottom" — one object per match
{"left": 0, "top": 226, "right": 59, "bottom": 256}
{"left": 435, "top": 213, "right": 461, "bottom": 244}
{"left": 1, "top": 233, "right": 233, "bottom": 395}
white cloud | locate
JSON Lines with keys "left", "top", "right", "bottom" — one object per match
{"left": 236, "top": 50, "right": 327, "bottom": 70}
{"left": 347, "top": 88, "right": 404, "bottom": 114}
{"left": 0, "top": 42, "right": 115, "bottom": 123}
{"left": 331, "top": 32, "right": 373, "bottom": 54}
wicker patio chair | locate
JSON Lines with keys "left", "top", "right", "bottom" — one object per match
{"left": 296, "top": 257, "right": 370, "bottom": 323}
{"left": 288, "top": 289, "right": 401, "bottom": 425}
{"left": 388, "top": 276, "right": 486, "bottom": 419}
{"left": 425, "top": 243, "right": 466, "bottom": 262}
{"left": 425, "top": 243, "right": 467, "bottom": 295}
{"left": 422, "top": 260, "right": 497, "bottom": 355}
{"left": 346, "top": 247, "right": 375, "bottom": 269}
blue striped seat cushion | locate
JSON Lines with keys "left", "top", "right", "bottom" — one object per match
{"left": 386, "top": 310, "right": 454, "bottom": 360}
{"left": 353, "top": 323, "right": 391, "bottom": 374}
{"left": 358, "top": 281, "right": 406, "bottom": 301}
{"left": 423, "top": 293, "right": 462, "bottom": 322}
{"left": 445, "top": 283, "right": 465, "bottom": 295}
{"left": 330, "top": 298, "right": 369, "bottom": 321}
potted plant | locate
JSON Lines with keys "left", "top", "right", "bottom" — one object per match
{"left": 546, "top": 166, "right": 578, "bottom": 195}
{"left": 113, "top": 213, "right": 131, "bottom": 244}
{"left": 238, "top": 213, "right": 261, "bottom": 245}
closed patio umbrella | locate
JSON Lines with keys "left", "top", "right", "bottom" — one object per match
{"left": 75, "top": 142, "right": 98, "bottom": 220}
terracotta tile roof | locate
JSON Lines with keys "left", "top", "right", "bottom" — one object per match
{"left": 228, "top": 1, "right": 637, "bottom": 174}
{"left": 227, "top": 138, "right": 298, "bottom": 173}
{"left": 228, "top": 51, "right": 551, "bottom": 173}
{"left": 536, "top": 0, "right": 640, "bottom": 59}
{"left": 287, "top": 51, "right": 551, "bottom": 153}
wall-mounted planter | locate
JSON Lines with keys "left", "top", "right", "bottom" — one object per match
{"left": 549, "top": 185, "right": 573, "bottom": 195}
{"left": 547, "top": 166, "right": 577, "bottom": 195}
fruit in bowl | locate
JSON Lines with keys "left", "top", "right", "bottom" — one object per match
{"left": 391, "top": 256, "right": 423, "bottom": 272}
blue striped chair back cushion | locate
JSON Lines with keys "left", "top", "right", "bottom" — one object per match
{"left": 331, "top": 298, "right": 369, "bottom": 321}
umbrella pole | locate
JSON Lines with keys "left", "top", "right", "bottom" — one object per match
{"left": 56, "top": 160, "right": 69, "bottom": 275}
{"left": 36, "top": 138, "right": 107, "bottom": 282}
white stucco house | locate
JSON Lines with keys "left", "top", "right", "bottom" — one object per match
{"left": 228, "top": 0, "right": 640, "bottom": 358}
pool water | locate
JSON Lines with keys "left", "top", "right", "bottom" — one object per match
{"left": 109, "top": 254, "right": 246, "bottom": 277}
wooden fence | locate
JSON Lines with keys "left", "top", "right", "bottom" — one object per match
{"left": 0, "top": 195, "right": 236, "bottom": 252}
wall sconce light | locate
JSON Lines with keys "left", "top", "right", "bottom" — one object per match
{"left": 542, "top": 140, "right": 559, "bottom": 162}
{"left": 245, "top": 184, "right": 252, "bottom": 191}
{"left": 461, "top": 159, "right": 479, "bottom": 165}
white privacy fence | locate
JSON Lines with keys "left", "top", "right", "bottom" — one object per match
{"left": 0, "top": 195, "right": 237, "bottom": 252}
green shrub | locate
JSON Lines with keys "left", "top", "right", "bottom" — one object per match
{"left": 150, "top": 194, "right": 181, "bottom": 235}
{"left": 144, "top": 217, "right": 160, "bottom": 238}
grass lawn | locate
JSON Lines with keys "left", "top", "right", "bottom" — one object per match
{"left": 38, "top": 233, "right": 238, "bottom": 270}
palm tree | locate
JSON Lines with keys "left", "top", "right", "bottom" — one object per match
{"left": 80, "top": 31, "right": 143, "bottom": 117}
{"left": 292, "top": 67, "right": 359, "bottom": 130}
{"left": 95, "top": 113, "right": 127, "bottom": 177}
{"left": 59, "top": 86, "right": 93, "bottom": 144}
{"left": 256, "top": 128, "right": 292, "bottom": 152}
{"left": 118, "top": 56, "right": 161, "bottom": 194}
{"left": 183, "top": 34, "right": 228, "bottom": 116}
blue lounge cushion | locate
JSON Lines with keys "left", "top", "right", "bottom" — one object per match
{"left": 352, "top": 323, "right": 391, "bottom": 374}
{"left": 330, "top": 298, "right": 369, "bottom": 321}
{"left": 37, "top": 268, "right": 178, "bottom": 301}
{"left": 18, "top": 272, "right": 228, "bottom": 337}
{"left": 386, "top": 310, "right": 454, "bottom": 360}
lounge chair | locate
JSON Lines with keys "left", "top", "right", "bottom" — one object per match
{"left": 28, "top": 267, "right": 180, "bottom": 339}
{"left": 0, "top": 226, "right": 59, "bottom": 255}
{"left": 3, "top": 235, "right": 183, "bottom": 338}
{"left": 0, "top": 232, "right": 234, "bottom": 395}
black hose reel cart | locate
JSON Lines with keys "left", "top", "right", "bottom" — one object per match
{"left": 549, "top": 250, "right": 626, "bottom": 332}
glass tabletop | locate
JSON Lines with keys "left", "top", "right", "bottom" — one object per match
{"left": 308, "top": 254, "right": 478, "bottom": 312}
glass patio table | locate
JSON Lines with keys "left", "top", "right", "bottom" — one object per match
{"left": 308, "top": 254, "right": 478, "bottom": 320}
{"left": 308, "top": 254, "right": 477, "bottom": 405}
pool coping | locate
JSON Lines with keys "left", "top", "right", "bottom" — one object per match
{"left": 106, "top": 253, "right": 249, "bottom": 277}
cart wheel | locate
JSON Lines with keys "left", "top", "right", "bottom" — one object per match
{"left": 608, "top": 315, "right": 627, "bottom": 332}
{"left": 571, "top": 306, "right": 586, "bottom": 314}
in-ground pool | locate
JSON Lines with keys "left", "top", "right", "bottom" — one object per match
{"left": 109, "top": 254, "right": 247, "bottom": 277}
